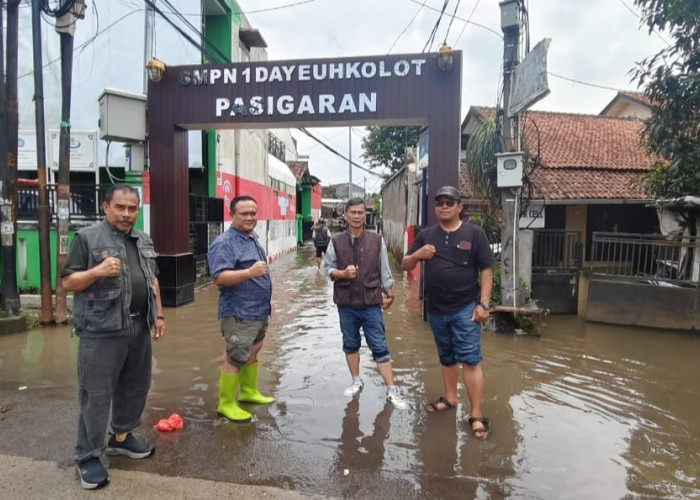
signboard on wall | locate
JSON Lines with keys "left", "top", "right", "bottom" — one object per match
{"left": 418, "top": 130, "right": 429, "bottom": 170}
{"left": 519, "top": 201, "right": 545, "bottom": 229}
{"left": 48, "top": 130, "right": 98, "bottom": 171}
{"left": 17, "top": 131, "right": 37, "bottom": 170}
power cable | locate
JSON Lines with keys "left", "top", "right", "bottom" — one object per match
{"left": 453, "top": 0, "right": 481, "bottom": 45}
{"left": 298, "top": 128, "right": 382, "bottom": 177}
{"left": 244, "top": 0, "right": 316, "bottom": 15}
{"left": 422, "top": 0, "right": 449, "bottom": 53}
{"left": 388, "top": 0, "right": 428, "bottom": 54}
{"left": 443, "top": 0, "right": 462, "bottom": 44}
{"left": 409, "top": 0, "right": 501, "bottom": 39}
{"left": 547, "top": 71, "right": 629, "bottom": 92}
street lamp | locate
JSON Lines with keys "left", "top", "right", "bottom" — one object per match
{"left": 438, "top": 43, "right": 453, "bottom": 71}
{"left": 146, "top": 57, "right": 165, "bottom": 82}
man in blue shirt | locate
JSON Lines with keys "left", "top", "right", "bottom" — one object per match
{"left": 207, "top": 195, "right": 275, "bottom": 422}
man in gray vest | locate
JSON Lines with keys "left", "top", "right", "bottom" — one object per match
{"left": 62, "top": 183, "right": 165, "bottom": 489}
{"left": 324, "top": 198, "right": 408, "bottom": 409}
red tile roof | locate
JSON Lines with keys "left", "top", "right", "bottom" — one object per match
{"left": 464, "top": 106, "right": 657, "bottom": 201}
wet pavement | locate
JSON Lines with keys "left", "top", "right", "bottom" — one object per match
{"left": 1, "top": 243, "right": 700, "bottom": 499}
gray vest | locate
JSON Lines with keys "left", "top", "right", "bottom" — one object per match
{"left": 73, "top": 220, "right": 159, "bottom": 337}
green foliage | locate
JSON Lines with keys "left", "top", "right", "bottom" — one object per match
{"left": 361, "top": 126, "right": 422, "bottom": 177}
{"left": 465, "top": 114, "right": 504, "bottom": 202}
{"left": 631, "top": 0, "right": 700, "bottom": 198}
{"left": 18, "top": 285, "right": 40, "bottom": 294}
{"left": 489, "top": 264, "right": 502, "bottom": 305}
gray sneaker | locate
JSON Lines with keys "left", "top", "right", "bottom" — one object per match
{"left": 76, "top": 457, "right": 109, "bottom": 490}
{"left": 106, "top": 433, "right": 155, "bottom": 459}
{"left": 343, "top": 380, "right": 364, "bottom": 397}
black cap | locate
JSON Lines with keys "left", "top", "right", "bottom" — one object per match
{"left": 435, "top": 186, "right": 462, "bottom": 201}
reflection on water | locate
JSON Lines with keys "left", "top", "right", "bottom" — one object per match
{"left": 1, "top": 243, "right": 699, "bottom": 499}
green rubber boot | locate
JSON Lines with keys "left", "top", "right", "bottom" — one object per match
{"left": 238, "top": 363, "right": 275, "bottom": 404}
{"left": 217, "top": 371, "right": 251, "bottom": 422}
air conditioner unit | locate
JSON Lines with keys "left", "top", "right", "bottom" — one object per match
{"left": 496, "top": 151, "right": 523, "bottom": 187}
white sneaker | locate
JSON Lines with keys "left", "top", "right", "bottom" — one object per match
{"left": 343, "top": 380, "right": 364, "bottom": 397}
{"left": 386, "top": 391, "right": 409, "bottom": 410}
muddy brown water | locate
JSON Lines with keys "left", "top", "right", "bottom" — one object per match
{"left": 1, "top": 243, "right": 699, "bottom": 499}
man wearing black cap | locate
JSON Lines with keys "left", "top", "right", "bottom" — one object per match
{"left": 401, "top": 185, "right": 495, "bottom": 438}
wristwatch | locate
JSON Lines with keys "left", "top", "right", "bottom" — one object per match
{"left": 479, "top": 302, "right": 491, "bottom": 310}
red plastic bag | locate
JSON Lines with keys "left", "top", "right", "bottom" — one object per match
{"left": 153, "top": 413, "right": 184, "bottom": 432}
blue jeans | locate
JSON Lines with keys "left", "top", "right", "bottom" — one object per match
{"left": 337, "top": 305, "right": 391, "bottom": 363}
{"left": 427, "top": 302, "right": 482, "bottom": 366}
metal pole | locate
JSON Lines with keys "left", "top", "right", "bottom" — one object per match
{"left": 32, "top": 0, "right": 54, "bottom": 323}
{"left": 348, "top": 127, "right": 352, "bottom": 199}
{"left": 143, "top": 0, "right": 154, "bottom": 93}
{"left": 2, "top": 0, "right": 21, "bottom": 315}
{"left": 54, "top": 25, "right": 75, "bottom": 323}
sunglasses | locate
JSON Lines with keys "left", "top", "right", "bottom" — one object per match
{"left": 435, "top": 199, "right": 458, "bottom": 207}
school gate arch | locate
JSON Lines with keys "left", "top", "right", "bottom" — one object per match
{"left": 148, "top": 51, "right": 462, "bottom": 305}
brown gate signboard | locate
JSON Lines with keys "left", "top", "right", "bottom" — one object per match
{"left": 148, "top": 51, "right": 462, "bottom": 305}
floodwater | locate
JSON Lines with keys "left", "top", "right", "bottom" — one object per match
{"left": 1, "top": 243, "right": 700, "bottom": 499}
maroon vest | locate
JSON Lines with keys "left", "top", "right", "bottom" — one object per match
{"left": 332, "top": 230, "right": 383, "bottom": 308}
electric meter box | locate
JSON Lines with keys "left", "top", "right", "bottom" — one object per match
{"left": 98, "top": 88, "right": 147, "bottom": 143}
{"left": 496, "top": 151, "right": 524, "bottom": 187}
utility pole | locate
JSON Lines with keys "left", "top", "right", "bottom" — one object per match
{"left": 499, "top": 0, "right": 521, "bottom": 308}
{"left": 143, "top": 0, "right": 155, "bottom": 93}
{"left": 2, "top": 0, "right": 21, "bottom": 316}
{"left": 54, "top": 1, "right": 84, "bottom": 323}
{"left": 0, "top": 3, "right": 20, "bottom": 316}
{"left": 32, "top": 0, "right": 54, "bottom": 323}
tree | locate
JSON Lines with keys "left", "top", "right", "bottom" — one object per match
{"left": 631, "top": 0, "right": 700, "bottom": 198}
{"left": 361, "top": 126, "right": 422, "bottom": 177}
{"left": 464, "top": 113, "right": 504, "bottom": 202}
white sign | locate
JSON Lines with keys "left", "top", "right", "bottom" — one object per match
{"left": 48, "top": 130, "right": 98, "bottom": 171}
{"left": 418, "top": 130, "right": 429, "bottom": 170}
{"left": 519, "top": 201, "right": 545, "bottom": 229}
{"left": 17, "top": 131, "right": 37, "bottom": 170}
{"left": 509, "top": 38, "right": 551, "bottom": 117}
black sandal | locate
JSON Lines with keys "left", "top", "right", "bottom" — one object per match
{"left": 468, "top": 416, "right": 490, "bottom": 438}
{"left": 426, "top": 396, "right": 456, "bottom": 412}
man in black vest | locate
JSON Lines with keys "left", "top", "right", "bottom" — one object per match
{"left": 402, "top": 186, "right": 495, "bottom": 438}
{"left": 62, "top": 184, "right": 165, "bottom": 489}
{"left": 324, "top": 198, "right": 408, "bottom": 409}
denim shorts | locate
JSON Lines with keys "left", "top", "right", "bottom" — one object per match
{"left": 220, "top": 316, "right": 269, "bottom": 367}
{"left": 337, "top": 305, "right": 391, "bottom": 363}
{"left": 427, "top": 302, "right": 482, "bottom": 366}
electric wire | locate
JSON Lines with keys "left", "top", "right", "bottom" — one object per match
{"left": 422, "top": 0, "right": 449, "bottom": 53}
{"left": 388, "top": 0, "right": 428, "bottom": 54}
{"left": 453, "top": 0, "right": 482, "bottom": 46}
{"left": 298, "top": 128, "right": 382, "bottom": 177}
{"left": 409, "top": 0, "right": 501, "bottom": 39}
{"left": 443, "top": 0, "right": 462, "bottom": 44}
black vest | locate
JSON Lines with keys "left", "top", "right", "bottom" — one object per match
{"left": 331, "top": 230, "right": 383, "bottom": 308}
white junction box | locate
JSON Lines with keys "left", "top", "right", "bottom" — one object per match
{"left": 98, "top": 88, "right": 147, "bottom": 143}
{"left": 496, "top": 151, "right": 524, "bottom": 188}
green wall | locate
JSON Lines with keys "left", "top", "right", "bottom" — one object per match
{"left": 14, "top": 228, "right": 76, "bottom": 291}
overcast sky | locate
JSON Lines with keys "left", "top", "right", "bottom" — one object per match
{"left": 245, "top": 0, "right": 667, "bottom": 191}
{"left": 18, "top": 0, "right": 667, "bottom": 192}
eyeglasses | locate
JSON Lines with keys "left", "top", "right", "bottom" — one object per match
{"left": 435, "top": 199, "right": 458, "bottom": 207}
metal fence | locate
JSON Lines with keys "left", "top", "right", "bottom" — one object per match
{"left": 532, "top": 229, "right": 582, "bottom": 270}
{"left": 590, "top": 231, "right": 700, "bottom": 286}
{"left": 189, "top": 193, "right": 223, "bottom": 280}
{"left": 17, "top": 184, "right": 102, "bottom": 221}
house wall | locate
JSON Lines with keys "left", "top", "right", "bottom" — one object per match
{"left": 381, "top": 167, "right": 409, "bottom": 259}
{"left": 587, "top": 279, "right": 700, "bottom": 330}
